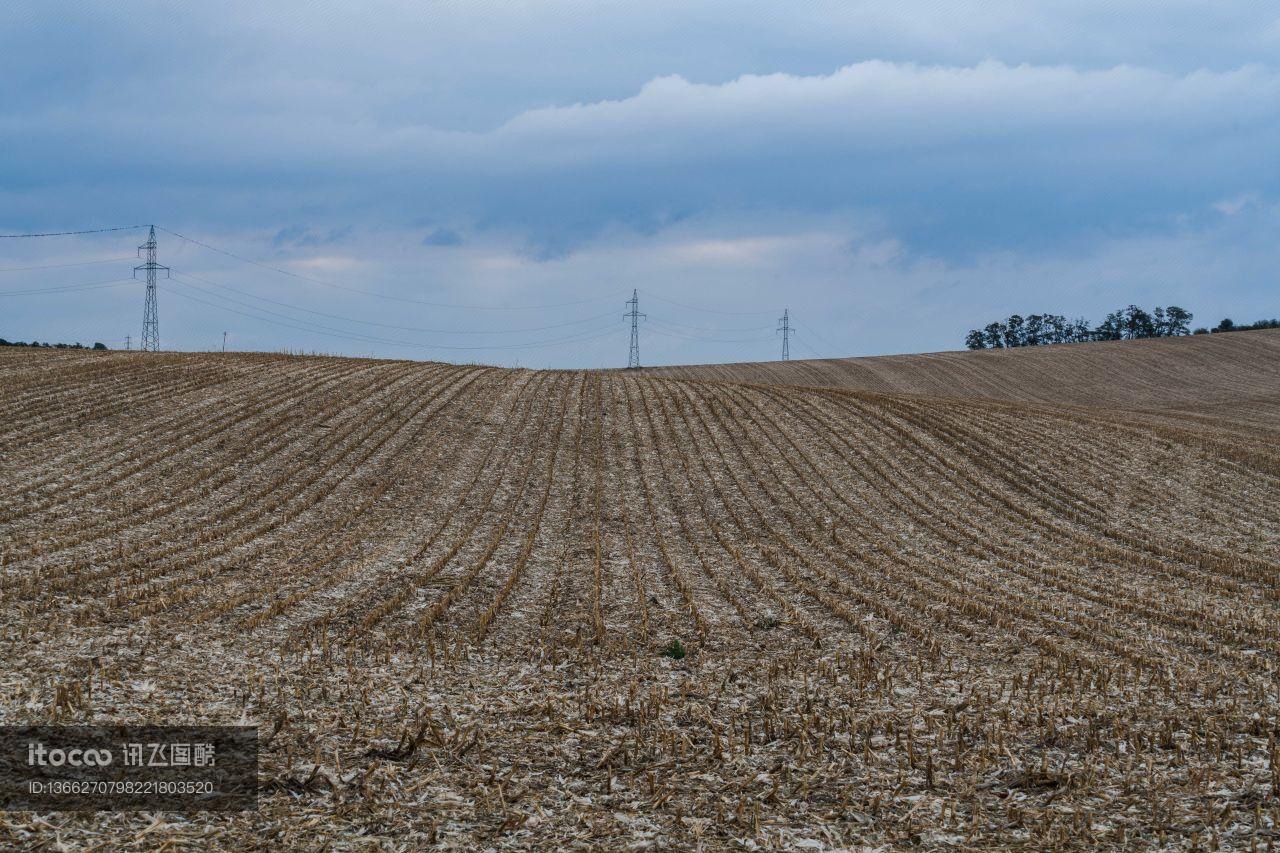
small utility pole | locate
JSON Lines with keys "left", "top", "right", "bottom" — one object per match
{"left": 624, "top": 289, "right": 645, "bottom": 368}
{"left": 222, "top": 331, "right": 228, "bottom": 353}
{"left": 777, "top": 309, "right": 792, "bottom": 361}
{"left": 134, "top": 225, "right": 169, "bottom": 352}
{"left": 125, "top": 335, "right": 131, "bottom": 351}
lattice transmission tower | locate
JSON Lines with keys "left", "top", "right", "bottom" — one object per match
{"left": 777, "top": 308, "right": 792, "bottom": 361}
{"left": 624, "top": 289, "right": 645, "bottom": 368}
{"left": 134, "top": 225, "right": 169, "bottom": 352}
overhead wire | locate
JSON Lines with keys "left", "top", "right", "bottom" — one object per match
{"left": 639, "top": 289, "right": 776, "bottom": 316}
{"left": 0, "top": 225, "right": 148, "bottom": 238}
{"left": 646, "top": 315, "right": 776, "bottom": 343}
{"left": 793, "top": 319, "right": 847, "bottom": 358}
{"left": 169, "top": 268, "right": 616, "bottom": 336}
{"left": 793, "top": 338, "right": 829, "bottom": 360}
{"left": 646, "top": 324, "right": 776, "bottom": 345}
{"left": 156, "top": 226, "right": 614, "bottom": 311}
{"left": 0, "top": 257, "right": 136, "bottom": 273}
{"left": 164, "top": 277, "right": 620, "bottom": 352}
{"left": 647, "top": 316, "right": 774, "bottom": 333}
{"left": 0, "top": 277, "right": 137, "bottom": 296}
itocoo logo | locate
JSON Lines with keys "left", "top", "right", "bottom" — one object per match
{"left": 27, "top": 742, "right": 113, "bottom": 767}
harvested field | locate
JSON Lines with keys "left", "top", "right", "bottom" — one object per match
{"left": 647, "top": 328, "right": 1280, "bottom": 413}
{"left": 1, "top": 331, "right": 1278, "bottom": 849}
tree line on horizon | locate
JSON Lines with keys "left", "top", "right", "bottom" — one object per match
{"left": 965, "top": 305, "right": 1278, "bottom": 350}
{"left": 1200, "top": 318, "right": 1280, "bottom": 335}
{"left": 965, "top": 305, "right": 1192, "bottom": 350}
{"left": 0, "top": 338, "right": 107, "bottom": 350}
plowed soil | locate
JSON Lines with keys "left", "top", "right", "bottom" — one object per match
{"left": 2, "top": 330, "right": 1278, "bottom": 848}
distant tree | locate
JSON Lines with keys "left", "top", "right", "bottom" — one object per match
{"left": 983, "top": 323, "right": 1005, "bottom": 349}
{"left": 1122, "top": 305, "right": 1156, "bottom": 339}
{"left": 1193, "top": 327, "right": 1209, "bottom": 335}
{"left": 1067, "top": 317, "right": 1092, "bottom": 342}
{"left": 1161, "top": 306, "right": 1192, "bottom": 336}
{"left": 1213, "top": 318, "right": 1236, "bottom": 333}
{"left": 1003, "top": 315, "right": 1026, "bottom": 347}
{"left": 1095, "top": 311, "right": 1124, "bottom": 341}
{"left": 93, "top": 342, "right": 107, "bottom": 350}
{"left": 1023, "top": 314, "right": 1046, "bottom": 347}
{"left": 1041, "top": 314, "right": 1065, "bottom": 343}
{"left": 964, "top": 329, "right": 986, "bottom": 350}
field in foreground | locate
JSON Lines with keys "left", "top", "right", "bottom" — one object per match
{"left": 1, "top": 331, "right": 1278, "bottom": 849}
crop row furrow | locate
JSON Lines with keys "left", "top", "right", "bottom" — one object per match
{"left": 343, "top": 371, "right": 550, "bottom": 641}
{"left": 410, "top": 373, "right": 567, "bottom": 639}
{"left": 733, "top": 384, "right": 1221, "bottom": 671}
{"left": 111, "top": 366, "right": 495, "bottom": 621}
{"left": 697, "top": 380, "right": 1168, "bottom": 673}
{"left": 0, "top": 360, "right": 381, "bottom": 540}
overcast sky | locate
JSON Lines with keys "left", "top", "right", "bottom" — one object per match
{"left": 2, "top": 1, "right": 1277, "bottom": 366}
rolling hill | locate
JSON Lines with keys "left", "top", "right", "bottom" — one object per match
{"left": 647, "top": 327, "right": 1280, "bottom": 412}
{"left": 1, "top": 331, "right": 1277, "bottom": 848}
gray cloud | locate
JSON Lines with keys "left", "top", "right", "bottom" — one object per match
{"left": 422, "top": 227, "right": 462, "bottom": 247}
{"left": 272, "top": 226, "right": 353, "bottom": 249}
{"left": 6, "top": 57, "right": 1276, "bottom": 254}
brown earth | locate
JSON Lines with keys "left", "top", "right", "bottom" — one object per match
{"left": 1, "top": 331, "right": 1277, "bottom": 849}
{"left": 646, "top": 327, "right": 1280, "bottom": 416}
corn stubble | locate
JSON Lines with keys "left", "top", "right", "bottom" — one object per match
{"left": 1, "top": 333, "right": 1279, "bottom": 849}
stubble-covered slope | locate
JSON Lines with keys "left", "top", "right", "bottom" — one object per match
{"left": 1, "top": 339, "right": 1277, "bottom": 849}
{"left": 643, "top": 327, "right": 1280, "bottom": 414}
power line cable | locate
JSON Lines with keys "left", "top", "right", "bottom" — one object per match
{"left": 162, "top": 285, "right": 406, "bottom": 350}
{"left": 639, "top": 289, "right": 776, "bottom": 316}
{"left": 793, "top": 319, "right": 847, "bottom": 358}
{"left": 647, "top": 317, "right": 775, "bottom": 343}
{"left": 169, "top": 268, "right": 616, "bottom": 336}
{"left": 0, "top": 225, "right": 148, "bottom": 238}
{"left": 793, "top": 338, "right": 830, "bottom": 360}
{"left": 157, "top": 226, "right": 613, "bottom": 311}
{"left": 0, "top": 277, "right": 137, "bottom": 296}
{"left": 166, "top": 277, "right": 458, "bottom": 347}
{"left": 165, "top": 278, "right": 620, "bottom": 352}
{"left": 0, "top": 257, "right": 135, "bottom": 273}
{"left": 647, "top": 316, "right": 773, "bottom": 333}
{"left": 646, "top": 325, "right": 776, "bottom": 345}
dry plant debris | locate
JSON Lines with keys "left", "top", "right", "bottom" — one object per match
{"left": 0, "top": 333, "right": 1278, "bottom": 849}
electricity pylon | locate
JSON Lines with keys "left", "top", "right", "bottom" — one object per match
{"left": 624, "top": 289, "right": 645, "bottom": 368}
{"left": 777, "top": 308, "right": 792, "bottom": 361}
{"left": 134, "top": 225, "right": 169, "bottom": 352}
